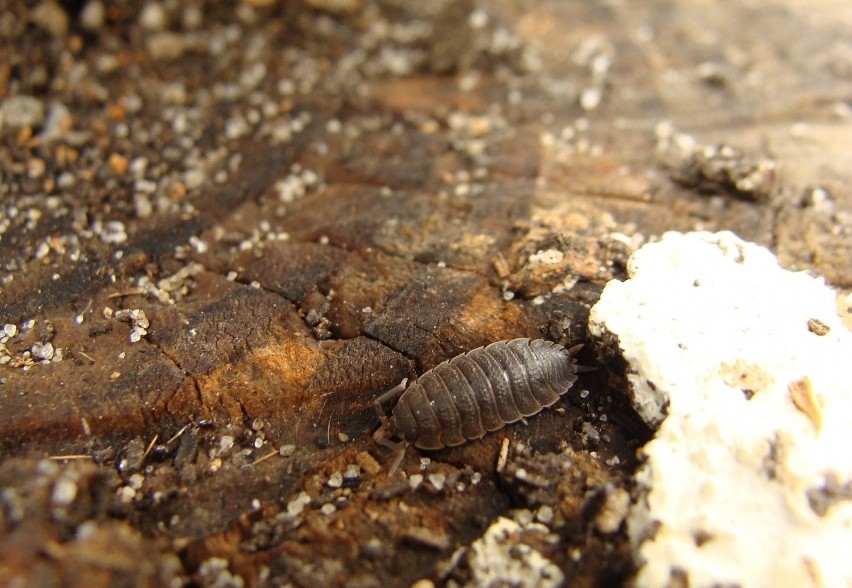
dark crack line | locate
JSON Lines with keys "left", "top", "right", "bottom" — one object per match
{"left": 214, "top": 219, "right": 498, "bottom": 286}
{"left": 409, "top": 321, "right": 454, "bottom": 359}
{"left": 360, "top": 331, "right": 425, "bottom": 373}
{"left": 223, "top": 276, "right": 329, "bottom": 340}
{"left": 227, "top": 276, "right": 295, "bottom": 303}
{"left": 232, "top": 394, "right": 250, "bottom": 424}
{"left": 174, "top": 225, "right": 522, "bottom": 382}
{"left": 150, "top": 321, "right": 253, "bottom": 424}
{"left": 368, "top": 239, "right": 494, "bottom": 282}
{"left": 146, "top": 336, "right": 205, "bottom": 418}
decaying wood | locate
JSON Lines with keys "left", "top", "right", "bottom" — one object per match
{"left": 0, "top": 1, "right": 849, "bottom": 586}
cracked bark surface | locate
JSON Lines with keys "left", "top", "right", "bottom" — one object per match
{"left": 0, "top": 1, "right": 849, "bottom": 586}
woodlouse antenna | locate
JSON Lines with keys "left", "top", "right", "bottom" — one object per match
{"left": 373, "top": 378, "right": 408, "bottom": 424}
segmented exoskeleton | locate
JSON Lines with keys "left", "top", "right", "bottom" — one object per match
{"left": 373, "top": 338, "right": 580, "bottom": 472}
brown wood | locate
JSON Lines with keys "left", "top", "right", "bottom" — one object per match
{"left": 0, "top": 1, "right": 849, "bottom": 586}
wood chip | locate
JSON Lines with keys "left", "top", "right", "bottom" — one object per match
{"left": 789, "top": 376, "right": 822, "bottom": 432}
{"left": 807, "top": 318, "right": 830, "bottom": 336}
{"left": 496, "top": 437, "right": 510, "bottom": 473}
{"left": 402, "top": 526, "right": 450, "bottom": 551}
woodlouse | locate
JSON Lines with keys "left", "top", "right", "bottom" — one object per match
{"left": 373, "top": 338, "right": 581, "bottom": 471}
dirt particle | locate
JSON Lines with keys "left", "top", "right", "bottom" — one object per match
{"left": 356, "top": 451, "right": 382, "bottom": 476}
{"left": 807, "top": 318, "right": 830, "bottom": 336}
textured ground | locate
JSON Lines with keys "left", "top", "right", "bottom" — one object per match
{"left": 0, "top": 1, "right": 849, "bottom": 586}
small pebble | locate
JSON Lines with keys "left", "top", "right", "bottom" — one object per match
{"left": 582, "top": 422, "right": 601, "bottom": 442}
{"left": 51, "top": 478, "right": 78, "bottom": 505}
{"left": 117, "top": 485, "right": 136, "bottom": 504}
{"left": 320, "top": 503, "right": 337, "bottom": 515}
{"left": 108, "top": 153, "right": 129, "bottom": 175}
{"left": 0, "top": 96, "right": 45, "bottom": 130}
{"left": 129, "top": 473, "right": 145, "bottom": 490}
{"left": 286, "top": 491, "right": 310, "bottom": 516}
{"left": 31, "top": 1, "right": 69, "bottom": 37}
{"left": 182, "top": 5, "right": 203, "bottom": 29}
{"left": 514, "top": 508, "right": 534, "bottom": 526}
{"left": 219, "top": 436, "right": 235, "bottom": 452}
{"left": 327, "top": 471, "right": 343, "bottom": 488}
{"left": 139, "top": 1, "right": 168, "bottom": 31}
{"left": 31, "top": 342, "right": 55, "bottom": 361}
{"left": 427, "top": 473, "right": 446, "bottom": 491}
{"left": 145, "top": 32, "right": 184, "bottom": 61}
{"left": 79, "top": 0, "right": 105, "bottom": 31}
{"left": 343, "top": 464, "right": 360, "bottom": 479}
{"left": 580, "top": 87, "right": 602, "bottom": 111}
{"left": 536, "top": 505, "right": 554, "bottom": 525}
{"left": 27, "top": 158, "right": 46, "bottom": 179}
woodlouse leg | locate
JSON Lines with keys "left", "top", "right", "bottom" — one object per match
{"left": 372, "top": 426, "right": 408, "bottom": 476}
{"left": 372, "top": 380, "right": 409, "bottom": 476}
{"left": 372, "top": 378, "right": 408, "bottom": 425}
{"left": 372, "top": 426, "right": 400, "bottom": 451}
{"left": 388, "top": 445, "right": 407, "bottom": 476}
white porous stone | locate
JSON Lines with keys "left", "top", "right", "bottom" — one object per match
{"left": 527, "top": 248, "right": 564, "bottom": 266}
{"left": 589, "top": 231, "right": 852, "bottom": 588}
{"left": 468, "top": 517, "right": 563, "bottom": 588}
